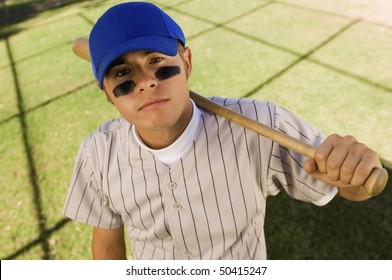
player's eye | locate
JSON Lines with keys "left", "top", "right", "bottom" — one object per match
{"left": 149, "top": 57, "right": 163, "bottom": 64}
{"left": 115, "top": 68, "right": 131, "bottom": 77}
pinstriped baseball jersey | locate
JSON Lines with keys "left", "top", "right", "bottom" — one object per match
{"left": 62, "top": 97, "right": 337, "bottom": 259}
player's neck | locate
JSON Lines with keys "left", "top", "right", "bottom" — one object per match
{"left": 140, "top": 129, "right": 185, "bottom": 149}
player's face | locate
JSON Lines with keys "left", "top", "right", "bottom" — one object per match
{"left": 102, "top": 48, "right": 193, "bottom": 148}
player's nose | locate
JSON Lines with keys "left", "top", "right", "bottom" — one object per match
{"left": 134, "top": 69, "right": 157, "bottom": 93}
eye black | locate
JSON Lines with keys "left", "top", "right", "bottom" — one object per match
{"left": 155, "top": 66, "right": 181, "bottom": 81}
{"left": 113, "top": 80, "right": 136, "bottom": 97}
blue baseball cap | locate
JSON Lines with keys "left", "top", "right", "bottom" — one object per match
{"left": 89, "top": 2, "right": 186, "bottom": 89}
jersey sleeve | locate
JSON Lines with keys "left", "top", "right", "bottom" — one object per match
{"left": 62, "top": 140, "right": 122, "bottom": 229}
{"left": 265, "top": 104, "right": 338, "bottom": 206}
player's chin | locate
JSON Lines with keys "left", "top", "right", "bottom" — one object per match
{"left": 138, "top": 113, "right": 179, "bottom": 130}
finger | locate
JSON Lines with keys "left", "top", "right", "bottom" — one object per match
{"left": 339, "top": 153, "right": 359, "bottom": 185}
{"left": 325, "top": 143, "right": 350, "bottom": 181}
{"left": 339, "top": 142, "right": 366, "bottom": 185}
{"left": 313, "top": 136, "right": 335, "bottom": 174}
{"left": 350, "top": 148, "right": 381, "bottom": 187}
{"left": 314, "top": 134, "right": 351, "bottom": 181}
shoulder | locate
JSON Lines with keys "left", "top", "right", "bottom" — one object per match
{"left": 73, "top": 118, "right": 131, "bottom": 174}
{"left": 87, "top": 118, "right": 128, "bottom": 139}
{"left": 203, "top": 96, "right": 278, "bottom": 123}
{"left": 81, "top": 117, "right": 131, "bottom": 150}
{"left": 208, "top": 96, "right": 274, "bottom": 109}
{"left": 200, "top": 96, "right": 323, "bottom": 140}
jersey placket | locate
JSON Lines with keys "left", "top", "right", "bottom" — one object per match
{"left": 161, "top": 166, "right": 200, "bottom": 259}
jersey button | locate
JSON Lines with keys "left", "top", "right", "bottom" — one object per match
{"left": 174, "top": 203, "right": 182, "bottom": 210}
{"left": 184, "top": 251, "right": 192, "bottom": 257}
{"left": 101, "top": 196, "right": 109, "bottom": 206}
{"left": 168, "top": 182, "right": 177, "bottom": 190}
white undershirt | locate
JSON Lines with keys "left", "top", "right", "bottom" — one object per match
{"left": 132, "top": 100, "right": 201, "bottom": 167}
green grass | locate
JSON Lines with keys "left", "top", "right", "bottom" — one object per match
{"left": 0, "top": 0, "right": 391, "bottom": 260}
{"left": 265, "top": 165, "right": 392, "bottom": 259}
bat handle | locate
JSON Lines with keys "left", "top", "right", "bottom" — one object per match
{"left": 305, "top": 146, "right": 388, "bottom": 197}
{"left": 72, "top": 37, "right": 90, "bottom": 61}
{"left": 303, "top": 146, "right": 388, "bottom": 197}
{"left": 294, "top": 143, "right": 388, "bottom": 197}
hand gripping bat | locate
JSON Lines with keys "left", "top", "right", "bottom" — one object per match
{"left": 71, "top": 37, "right": 388, "bottom": 196}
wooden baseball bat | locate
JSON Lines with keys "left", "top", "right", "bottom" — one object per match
{"left": 72, "top": 37, "right": 388, "bottom": 196}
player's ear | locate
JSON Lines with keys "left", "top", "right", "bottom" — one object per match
{"left": 182, "top": 47, "right": 192, "bottom": 78}
{"left": 100, "top": 83, "right": 114, "bottom": 104}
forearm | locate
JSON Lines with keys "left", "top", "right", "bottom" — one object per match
{"left": 92, "top": 226, "right": 127, "bottom": 260}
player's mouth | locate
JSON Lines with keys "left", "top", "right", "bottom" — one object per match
{"left": 139, "top": 98, "right": 169, "bottom": 111}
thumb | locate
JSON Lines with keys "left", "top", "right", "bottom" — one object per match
{"left": 303, "top": 158, "right": 319, "bottom": 175}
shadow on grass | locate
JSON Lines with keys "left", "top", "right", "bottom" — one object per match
{"left": 0, "top": 1, "right": 100, "bottom": 259}
{"left": 5, "top": 36, "right": 52, "bottom": 259}
{"left": 4, "top": 218, "right": 70, "bottom": 260}
{"left": 2, "top": 30, "right": 86, "bottom": 259}
{"left": 0, "top": 0, "right": 106, "bottom": 38}
{"left": 265, "top": 162, "right": 392, "bottom": 259}
{"left": 0, "top": 0, "right": 104, "bottom": 25}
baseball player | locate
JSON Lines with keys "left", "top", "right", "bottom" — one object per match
{"left": 63, "top": 2, "right": 383, "bottom": 260}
